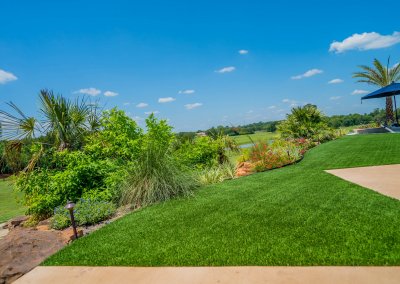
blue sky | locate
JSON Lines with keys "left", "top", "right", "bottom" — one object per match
{"left": 1, "top": 0, "right": 400, "bottom": 131}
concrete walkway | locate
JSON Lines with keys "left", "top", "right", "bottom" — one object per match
{"left": 14, "top": 266, "right": 400, "bottom": 284}
{"left": 326, "top": 164, "right": 400, "bottom": 200}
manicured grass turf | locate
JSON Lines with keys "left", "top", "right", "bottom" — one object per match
{"left": 0, "top": 179, "right": 25, "bottom": 223}
{"left": 44, "top": 134, "right": 400, "bottom": 266}
{"left": 231, "top": 131, "right": 278, "bottom": 145}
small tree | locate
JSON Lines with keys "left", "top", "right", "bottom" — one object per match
{"left": 353, "top": 58, "right": 400, "bottom": 124}
{"left": 277, "top": 104, "right": 331, "bottom": 141}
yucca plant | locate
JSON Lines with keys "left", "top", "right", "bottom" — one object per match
{"left": 353, "top": 58, "right": 400, "bottom": 124}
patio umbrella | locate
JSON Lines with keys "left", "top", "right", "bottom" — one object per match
{"left": 361, "top": 82, "right": 400, "bottom": 125}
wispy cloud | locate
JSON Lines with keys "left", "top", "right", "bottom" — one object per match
{"left": 238, "top": 50, "right": 249, "bottom": 54}
{"left": 328, "top": 78, "right": 344, "bottom": 84}
{"left": 351, "top": 89, "right": 369, "bottom": 95}
{"left": 330, "top": 96, "right": 341, "bottom": 100}
{"left": 329, "top": 31, "right": 400, "bottom": 53}
{"left": 136, "top": 102, "right": 148, "bottom": 108}
{"left": 123, "top": 102, "right": 130, "bottom": 106}
{"left": 104, "top": 91, "right": 119, "bottom": 97}
{"left": 185, "top": 103, "right": 203, "bottom": 110}
{"left": 282, "top": 99, "right": 297, "bottom": 104}
{"left": 291, "top": 69, "right": 323, "bottom": 80}
{"left": 268, "top": 106, "right": 277, "bottom": 109}
{"left": 145, "top": 111, "right": 160, "bottom": 115}
{"left": 158, "top": 97, "right": 176, "bottom": 103}
{"left": 215, "top": 66, "right": 236, "bottom": 73}
{"left": 178, "top": 89, "right": 195, "bottom": 95}
{"left": 76, "top": 87, "right": 101, "bottom": 96}
{"left": 0, "top": 69, "right": 17, "bottom": 84}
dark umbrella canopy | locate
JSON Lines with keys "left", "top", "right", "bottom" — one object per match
{"left": 361, "top": 82, "right": 400, "bottom": 126}
{"left": 361, "top": 82, "right": 400, "bottom": 100}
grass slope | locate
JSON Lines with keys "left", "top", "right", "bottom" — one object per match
{"left": 232, "top": 131, "right": 278, "bottom": 145}
{"left": 44, "top": 134, "right": 400, "bottom": 266}
{"left": 0, "top": 179, "right": 25, "bottom": 223}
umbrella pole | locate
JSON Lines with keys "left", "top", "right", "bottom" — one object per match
{"left": 394, "top": 95, "right": 399, "bottom": 125}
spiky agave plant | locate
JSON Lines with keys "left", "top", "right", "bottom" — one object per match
{"left": 353, "top": 58, "right": 400, "bottom": 124}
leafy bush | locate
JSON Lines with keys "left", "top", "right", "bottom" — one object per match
{"left": 84, "top": 108, "right": 143, "bottom": 161}
{"left": 174, "top": 135, "right": 238, "bottom": 168}
{"left": 50, "top": 199, "right": 116, "bottom": 230}
{"left": 15, "top": 151, "right": 123, "bottom": 218}
{"left": 277, "top": 104, "right": 333, "bottom": 141}
{"left": 197, "top": 162, "right": 236, "bottom": 185}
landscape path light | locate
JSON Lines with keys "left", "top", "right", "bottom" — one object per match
{"left": 65, "top": 201, "right": 78, "bottom": 240}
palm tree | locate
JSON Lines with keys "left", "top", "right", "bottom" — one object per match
{"left": 353, "top": 58, "right": 400, "bottom": 124}
{"left": 0, "top": 89, "right": 100, "bottom": 151}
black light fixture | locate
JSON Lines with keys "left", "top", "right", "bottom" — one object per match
{"left": 65, "top": 201, "right": 78, "bottom": 239}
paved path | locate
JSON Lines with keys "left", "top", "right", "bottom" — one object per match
{"left": 15, "top": 266, "right": 400, "bottom": 284}
{"left": 326, "top": 164, "right": 400, "bottom": 200}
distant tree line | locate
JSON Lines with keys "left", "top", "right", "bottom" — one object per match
{"left": 177, "top": 108, "right": 393, "bottom": 138}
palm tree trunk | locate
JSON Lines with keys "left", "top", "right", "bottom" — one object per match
{"left": 386, "top": 96, "right": 395, "bottom": 124}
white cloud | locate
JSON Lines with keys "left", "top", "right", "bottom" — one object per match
{"left": 185, "top": 103, "right": 203, "bottom": 110}
{"left": 123, "top": 102, "right": 130, "bottom": 106}
{"left": 268, "top": 106, "right": 277, "bottom": 109}
{"left": 215, "top": 66, "right": 236, "bottom": 73}
{"left": 158, "top": 97, "right": 176, "bottom": 103}
{"left": 178, "top": 89, "right": 195, "bottom": 95}
{"left": 291, "top": 69, "right": 323, "bottom": 80}
{"left": 238, "top": 50, "right": 249, "bottom": 54}
{"left": 0, "top": 69, "right": 17, "bottom": 84}
{"left": 75, "top": 87, "right": 101, "bottom": 96}
{"left": 329, "top": 31, "right": 400, "bottom": 53}
{"left": 136, "top": 102, "right": 148, "bottom": 108}
{"left": 351, "top": 89, "right": 369, "bottom": 95}
{"left": 145, "top": 111, "right": 160, "bottom": 115}
{"left": 328, "top": 78, "right": 344, "bottom": 84}
{"left": 104, "top": 91, "right": 119, "bottom": 97}
{"left": 330, "top": 96, "right": 341, "bottom": 100}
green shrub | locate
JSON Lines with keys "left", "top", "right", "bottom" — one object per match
{"left": 15, "top": 151, "right": 122, "bottom": 218}
{"left": 50, "top": 199, "right": 116, "bottom": 230}
{"left": 84, "top": 108, "right": 143, "bottom": 161}
{"left": 174, "top": 135, "right": 237, "bottom": 168}
{"left": 277, "top": 104, "right": 333, "bottom": 141}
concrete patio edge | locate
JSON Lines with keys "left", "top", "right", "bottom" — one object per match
{"left": 15, "top": 266, "right": 400, "bottom": 284}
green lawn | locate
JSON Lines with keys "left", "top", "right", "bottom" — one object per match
{"left": 44, "top": 134, "right": 400, "bottom": 266}
{"left": 232, "top": 131, "right": 278, "bottom": 145}
{"left": 0, "top": 179, "right": 25, "bottom": 223}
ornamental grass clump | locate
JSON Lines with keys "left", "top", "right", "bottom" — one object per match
{"left": 120, "top": 143, "right": 198, "bottom": 208}
{"left": 121, "top": 115, "right": 198, "bottom": 208}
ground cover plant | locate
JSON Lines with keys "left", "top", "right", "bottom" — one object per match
{"left": 44, "top": 133, "right": 400, "bottom": 266}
